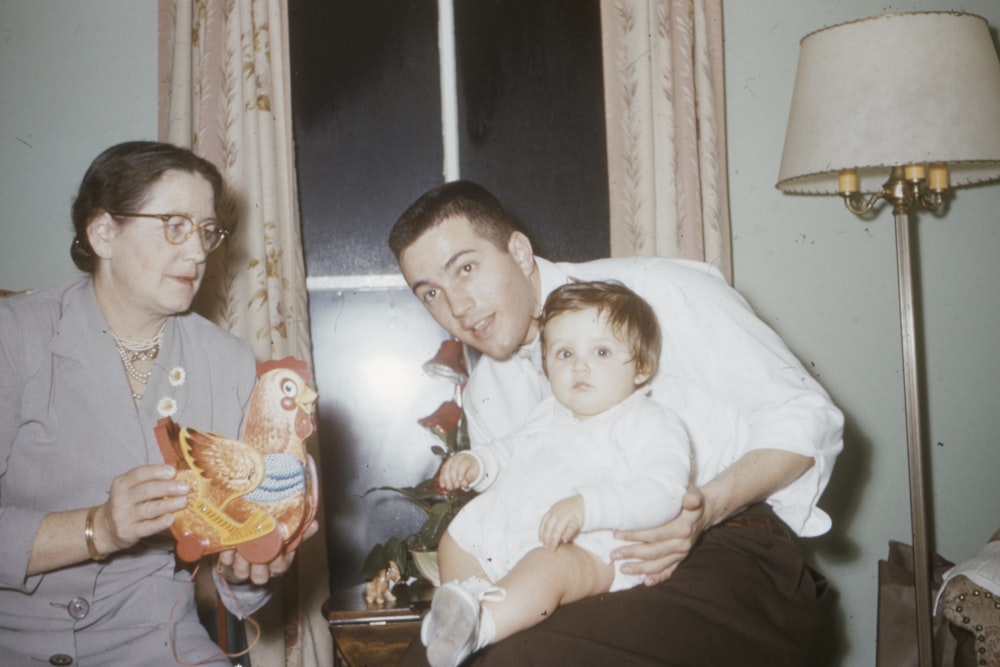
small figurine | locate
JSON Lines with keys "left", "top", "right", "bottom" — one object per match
{"left": 365, "top": 560, "right": 401, "bottom": 604}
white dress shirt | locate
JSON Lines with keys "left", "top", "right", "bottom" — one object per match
{"left": 462, "top": 256, "right": 844, "bottom": 537}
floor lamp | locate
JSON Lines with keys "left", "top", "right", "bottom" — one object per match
{"left": 775, "top": 12, "right": 1000, "bottom": 667}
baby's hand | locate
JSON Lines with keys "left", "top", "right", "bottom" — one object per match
{"left": 438, "top": 453, "right": 479, "bottom": 491}
{"left": 539, "top": 495, "right": 585, "bottom": 550}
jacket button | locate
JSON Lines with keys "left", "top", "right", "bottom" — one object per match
{"left": 49, "top": 655, "right": 74, "bottom": 666}
{"left": 67, "top": 597, "right": 90, "bottom": 619}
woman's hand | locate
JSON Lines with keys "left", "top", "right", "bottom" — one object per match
{"left": 216, "top": 520, "right": 319, "bottom": 586}
{"left": 26, "top": 464, "right": 187, "bottom": 575}
{"left": 95, "top": 464, "right": 190, "bottom": 555}
{"left": 611, "top": 489, "right": 708, "bottom": 586}
{"left": 438, "top": 452, "right": 480, "bottom": 491}
{"left": 539, "top": 495, "right": 585, "bottom": 550}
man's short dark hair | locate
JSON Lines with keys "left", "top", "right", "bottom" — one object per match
{"left": 389, "top": 180, "right": 520, "bottom": 260}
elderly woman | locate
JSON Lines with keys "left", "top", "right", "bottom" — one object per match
{"left": 0, "top": 141, "right": 309, "bottom": 666}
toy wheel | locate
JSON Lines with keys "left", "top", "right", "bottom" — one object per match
{"left": 176, "top": 533, "right": 208, "bottom": 563}
{"left": 236, "top": 529, "right": 283, "bottom": 564}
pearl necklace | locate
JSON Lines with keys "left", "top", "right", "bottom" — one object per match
{"left": 111, "top": 325, "right": 165, "bottom": 401}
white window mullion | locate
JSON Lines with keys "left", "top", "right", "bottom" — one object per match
{"left": 438, "top": 0, "right": 459, "bottom": 182}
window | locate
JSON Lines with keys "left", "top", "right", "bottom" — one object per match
{"left": 290, "top": 0, "right": 608, "bottom": 587}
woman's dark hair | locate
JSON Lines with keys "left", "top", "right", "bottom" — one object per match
{"left": 70, "top": 141, "right": 224, "bottom": 273}
{"left": 388, "top": 180, "right": 520, "bottom": 260}
{"left": 540, "top": 280, "right": 663, "bottom": 386}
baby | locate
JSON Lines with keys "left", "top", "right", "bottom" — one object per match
{"left": 421, "top": 280, "right": 692, "bottom": 667}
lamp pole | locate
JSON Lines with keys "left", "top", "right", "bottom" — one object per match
{"left": 840, "top": 165, "right": 941, "bottom": 666}
{"left": 893, "top": 205, "right": 934, "bottom": 667}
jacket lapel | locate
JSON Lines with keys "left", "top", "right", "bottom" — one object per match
{"left": 48, "top": 280, "right": 151, "bottom": 467}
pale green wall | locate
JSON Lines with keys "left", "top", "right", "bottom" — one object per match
{"left": 3, "top": 2, "right": 999, "bottom": 666}
{"left": 725, "top": 1, "right": 1000, "bottom": 665}
{"left": 0, "top": 0, "right": 158, "bottom": 291}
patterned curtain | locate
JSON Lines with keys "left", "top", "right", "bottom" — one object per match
{"left": 601, "top": 0, "right": 732, "bottom": 283}
{"left": 157, "top": 1, "right": 332, "bottom": 665}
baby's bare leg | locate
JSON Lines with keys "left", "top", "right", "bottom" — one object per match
{"left": 485, "top": 544, "right": 614, "bottom": 643}
{"left": 438, "top": 531, "right": 490, "bottom": 583}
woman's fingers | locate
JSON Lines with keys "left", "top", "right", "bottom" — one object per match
{"left": 104, "top": 464, "right": 189, "bottom": 549}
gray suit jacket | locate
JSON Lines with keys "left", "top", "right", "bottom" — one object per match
{"left": 0, "top": 277, "right": 262, "bottom": 666}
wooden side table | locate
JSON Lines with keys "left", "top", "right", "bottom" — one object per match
{"left": 323, "top": 582, "right": 434, "bottom": 667}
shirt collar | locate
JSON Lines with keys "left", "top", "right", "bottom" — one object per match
{"left": 517, "top": 256, "right": 571, "bottom": 356}
{"left": 515, "top": 338, "right": 539, "bottom": 360}
{"left": 534, "top": 256, "right": 570, "bottom": 305}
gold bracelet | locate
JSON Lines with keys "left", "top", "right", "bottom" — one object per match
{"left": 85, "top": 505, "right": 108, "bottom": 561}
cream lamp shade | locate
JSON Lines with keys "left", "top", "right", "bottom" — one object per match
{"left": 776, "top": 11, "right": 1000, "bottom": 195}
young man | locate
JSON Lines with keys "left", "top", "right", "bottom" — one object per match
{"left": 389, "top": 181, "right": 844, "bottom": 666}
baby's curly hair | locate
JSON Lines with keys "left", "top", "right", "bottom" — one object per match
{"left": 540, "top": 280, "right": 662, "bottom": 385}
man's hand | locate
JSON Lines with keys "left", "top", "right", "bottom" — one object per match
{"left": 611, "top": 490, "right": 707, "bottom": 586}
{"left": 539, "top": 495, "right": 585, "bottom": 550}
{"left": 438, "top": 452, "right": 480, "bottom": 491}
{"left": 610, "top": 449, "right": 813, "bottom": 585}
{"left": 216, "top": 520, "right": 319, "bottom": 586}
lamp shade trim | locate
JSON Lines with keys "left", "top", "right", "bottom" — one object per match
{"left": 776, "top": 161, "right": 1000, "bottom": 195}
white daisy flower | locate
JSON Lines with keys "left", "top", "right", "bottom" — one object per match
{"left": 168, "top": 366, "right": 187, "bottom": 387}
{"left": 157, "top": 397, "right": 178, "bottom": 418}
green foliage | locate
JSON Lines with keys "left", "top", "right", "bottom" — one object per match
{"left": 360, "top": 536, "right": 409, "bottom": 581}
{"left": 361, "top": 413, "right": 473, "bottom": 583}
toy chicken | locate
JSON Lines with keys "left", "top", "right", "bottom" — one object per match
{"left": 155, "top": 356, "right": 319, "bottom": 564}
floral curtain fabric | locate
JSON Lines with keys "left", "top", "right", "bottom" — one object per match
{"left": 157, "top": 1, "right": 332, "bottom": 665}
{"left": 601, "top": 0, "right": 732, "bottom": 283}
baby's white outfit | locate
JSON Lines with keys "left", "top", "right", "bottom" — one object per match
{"left": 447, "top": 391, "right": 691, "bottom": 591}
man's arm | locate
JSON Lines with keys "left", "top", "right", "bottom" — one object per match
{"left": 611, "top": 449, "right": 812, "bottom": 585}
{"left": 697, "top": 448, "right": 814, "bottom": 528}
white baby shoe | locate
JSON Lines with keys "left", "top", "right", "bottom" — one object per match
{"left": 421, "top": 577, "right": 504, "bottom": 667}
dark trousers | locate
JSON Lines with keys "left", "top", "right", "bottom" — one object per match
{"left": 401, "top": 503, "right": 820, "bottom": 666}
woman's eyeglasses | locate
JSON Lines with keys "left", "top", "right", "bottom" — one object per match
{"left": 110, "top": 212, "right": 230, "bottom": 253}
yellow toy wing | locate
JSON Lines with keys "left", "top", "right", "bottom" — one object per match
{"left": 179, "top": 427, "right": 267, "bottom": 509}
